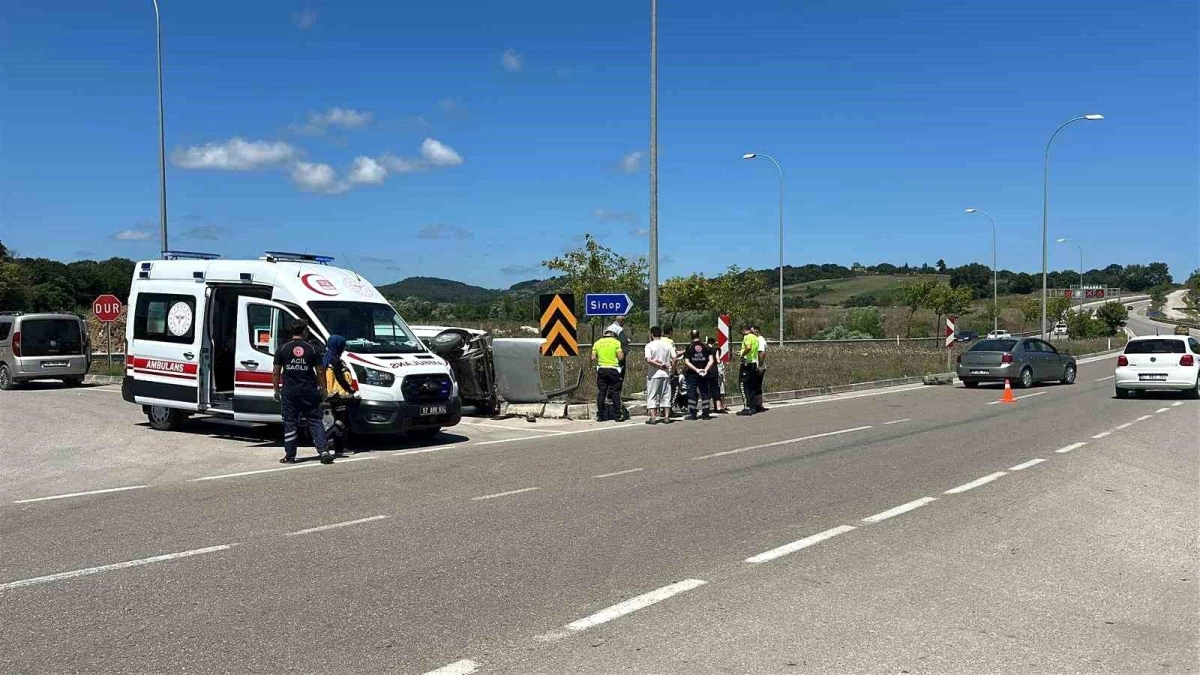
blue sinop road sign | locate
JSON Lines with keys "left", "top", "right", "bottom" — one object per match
{"left": 584, "top": 293, "right": 634, "bottom": 317}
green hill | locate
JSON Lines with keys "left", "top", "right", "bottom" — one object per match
{"left": 785, "top": 274, "right": 949, "bottom": 306}
{"left": 377, "top": 277, "right": 499, "bottom": 304}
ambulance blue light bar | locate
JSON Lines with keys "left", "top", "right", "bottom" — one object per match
{"left": 263, "top": 251, "right": 334, "bottom": 265}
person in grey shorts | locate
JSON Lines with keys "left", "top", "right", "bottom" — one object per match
{"left": 643, "top": 325, "right": 673, "bottom": 425}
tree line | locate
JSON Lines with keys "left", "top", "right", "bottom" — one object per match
{"left": 0, "top": 242, "right": 135, "bottom": 314}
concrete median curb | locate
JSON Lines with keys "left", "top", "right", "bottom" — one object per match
{"left": 85, "top": 375, "right": 123, "bottom": 385}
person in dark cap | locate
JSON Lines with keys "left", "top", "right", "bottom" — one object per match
{"left": 272, "top": 319, "right": 332, "bottom": 464}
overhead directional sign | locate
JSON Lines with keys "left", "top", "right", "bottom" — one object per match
{"left": 539, "top": 293, "right": 579, "bottom": 357}
{"left": 584, "top": 293, "right": 634, "bottom": 317}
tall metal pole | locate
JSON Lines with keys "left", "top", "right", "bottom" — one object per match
{"left": 648, "top": 0, "right": 659, "bottom": 329}
{"left": 153, "top": 0, "right": 169, "bottom": 255}
{"left": 743, "top": 153, "right": 784, "bottom": 344}
{"left": 1042, "top": 114, "right": 1101, "bottom": 338}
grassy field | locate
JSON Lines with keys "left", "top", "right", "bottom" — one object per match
{"left": 783, "top": 274, "right": 948, "bottom": 306}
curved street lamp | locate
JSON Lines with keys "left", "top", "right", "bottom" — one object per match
{"left": 742, "top": 152, "right": 784, "bottom": 346}
{"left": 1057, "top": 236, "right": 1084, "bottom": 312}
{"left": 1041, "top": 114, "right": 1103, "bottom": 337}
{"left": 965, "top": 208, "right": 998, "bottom": 333}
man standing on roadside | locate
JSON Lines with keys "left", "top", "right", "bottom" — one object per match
{"left": 273, "top": 319, "right": 332, "bottom": 465}
{"left": 644, "top": 326, "right": 673, "bottom": 425}
{"left": 682, "top": 329, "right": 714, "bottom": 420}
{"left": 590, "top": 328, "right": 625, "bottom": 422}
{"left": 737, "top": 324, "right": 760, "bottom": 416}
{"left": 751, "top": 325, "right": 768, "bottom": 413}
{"left": 606, "top": 315, "right": 631, "bottom": 399}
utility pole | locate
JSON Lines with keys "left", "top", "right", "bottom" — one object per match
{"left": 153, "top": 0, "right": 169, "bottom": 255}
{"left": 648, "top": 0, "right": 659, "bottom": 329}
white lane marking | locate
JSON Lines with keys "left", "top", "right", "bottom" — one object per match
{"left": 537, "top": 579, "right": 707, "bottom": 641}
{"left": 0, "top": 544, "right": 234, "bottom": 591}
{"left": 592, "top": 468, "right": 646, "bottom": 479}
{"left": 944, "top": 472, "right": 1007, "bottom": 495}
{"left": 190, "top": 456, "right": 373, "bottom": 481}
{"left": 745, "top": 525, "right": 857, "bottom": 564}
{"left": 690, "top": 425, "right": 873, "bottom": 460}
{"left": 986, "top": 391, "right": 1048, "bottom": 406}
{"left": 1155, "top": 407, "right": 1170, "bottom": 413}
{"left": 422, "top": 659, "right": 480, "bottom": 675}
{"left": 382, "top": 443, "right": 460, "bottom": 457}
{"left": 883, "top": 418, "right": 912, "bottom": 425}
{"left": 459, "top": 420, "right": 567, "bottom": 434}
{"left": 13, "top": 485, "right": 147, "bottom": 504}
{"left": 1095, "top": 375, "right": 1115, "bottom": 382}
{"left": 471, "top": 486, "right": 540, "bottom": 501}
{"left": 861, "top": 497, "right": 937, "bottom": 524}
{"left": 474, "top": 422, "right": 643, "bottom": 446}
{"left": 1172, "top": 401, "right": 1184, "bottom": 407}
{"left": 284, "top": 515, "right": 389, "bottom": 537}
{"left": 1115, "top": 422, "right": 1133, "bottom": 430}
{"left": 766, "top": 384, "right": 927, "bottom": 409}
{"left": 1056, "top": 442, "right": 1088, "bottom": 454}
{"left": 1136, "top": 414, "right": 1153, "bottom": 422}
{"left": 1091, "top": 431, "right": 1112, "bottom": 439}
{"left": 1009, "top": 458, "right": 1046, "bottom": 471}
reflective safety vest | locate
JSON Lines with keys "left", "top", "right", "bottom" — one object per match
{"left": 593, "top": 336, "right": 622, "bottom": 370}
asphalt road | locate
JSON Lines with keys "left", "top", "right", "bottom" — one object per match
{"left": 2, "top": 348, "right": 1197, "bottom": 673}
{"left": 1125, "top": 299, "right": 1200, "bottom": 339}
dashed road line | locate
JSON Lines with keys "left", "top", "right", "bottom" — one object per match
{"left": 422, "top": 659, "right": 480, "bottom": 675}
{"left": 1091, "top": 431, "right": 1112, "bottom": 439}
{"left": 883, "top": 418, "right": 912, "bottom": 425}
{"left": 1136, "top": 414, "right": 1153, "bottom": 422}
{"left": 745, "top": 525, "right": 857, "bottom": 564}
{"left": 690, "top": 425, "right": 873, "bottom": 460}
{"left": 986, "top": 391, "right": 1047, "bottom": 405}
{"left": 474, "top": 422, "right": 642, "bottom": 446}
{"left": 1094, "top": 375, "right": 1115, "bottom": 382}
{"left": 861, "top": 497, "right": 936, "bottom": 524}
{"left": 284, "top": 515, "right": 389, "bottom": 537}
{"left": 191, "top": 456, "right": 373, "bottom": 481}
{"left": 13, "top": 485, "right": 147, "bottom": 504}
{"left": 382, "top": 443, "right": 461, "bottom": 457}
{"left": 460, "top": 421, "right": 567, "bottom": 434}
{"left": 1172, "top": 401, "right": 1184, "bottom": 407}
{"left": 592, "top": 468, "right": 645, "bottom": 479}
{"left": 0, "top": 544, "right": 235, "bottom": 592}
{"left": 471, "top": 486, "right": 541, "bottom": 501}
{"left": 1056, "top": 442, "right": 1088, "bottom": 454}
{"left": 944, "top": 472, "right": 1007, "bottom": 495}
{"left": 1009, "top": 458, "right": 1046, "bottom": 471}
{"left": 1115, "top": 422, "right": 1133, "bottom": 430}
{"left": 1155, "top": 407, "right": 1170, "bottom": 413}
{"left": 536, "top": 579, "right": 707, "bottom": 642}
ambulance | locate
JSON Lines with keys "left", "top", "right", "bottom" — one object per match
{"left": 122, "top": 251, "right": 461, "bottom": 438}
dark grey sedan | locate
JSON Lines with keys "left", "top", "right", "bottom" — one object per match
{"left": 956, "top": 337, "right": 1077, "bottom": 389}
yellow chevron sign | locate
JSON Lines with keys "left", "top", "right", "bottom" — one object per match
{"left": 540, "top": 293, "right": 578, "bottom": 357}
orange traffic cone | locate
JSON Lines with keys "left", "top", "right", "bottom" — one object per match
{"left": 1000, "top": 379, "right": 1016, "bottom": 404}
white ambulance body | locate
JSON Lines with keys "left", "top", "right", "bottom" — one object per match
{"left": 122, "top": 252, "right": 461, "bottom": 437}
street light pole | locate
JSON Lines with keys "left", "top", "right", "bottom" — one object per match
{"left": 648, "top": 0, "right": 659, "bottom": 329}
{"left": 1057, "top": 237, "right": 1084, "bottom": 313}
{"left": 1041, "top": 114, "right": 1102, "bottom": 338}
{"left": 152, "top": 0, "right": 169, "bottom": 256}
{"left": 965, "top": 208, "right": 997, "bottom": 333}
{"left": 742, "top": 153, "right": 784, "bottom": 346}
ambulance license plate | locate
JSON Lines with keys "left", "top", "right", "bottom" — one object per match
{"left": 420, "top": 405, "right": 447, "bottom": 416}
{"left": 41, "top": 361, "right": 68, "bottom": 368}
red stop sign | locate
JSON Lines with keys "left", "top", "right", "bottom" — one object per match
{"left": 93, "top": 294, "right": 123, "bottom": 323}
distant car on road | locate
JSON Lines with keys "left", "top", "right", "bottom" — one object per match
{"left": 954, "top": 330, "right": 979, "bottom": 343}
{"left": 1053, "top": 322, "right": 1069, "bottom": 337}
{"left": 1174, "top": 325, "right": 1191, "bottom": 336}
{"left": 1114, "top": 335, "right": 1200, "bottom": 399}
{"left": 985, "top": 329, "right": 1011, "bottom": 339}
{"left": 957, "top": 337, "right": 1077, "bottom": 389}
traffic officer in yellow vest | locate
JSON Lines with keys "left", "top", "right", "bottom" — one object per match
{"left": 590, "top": 328, "right": 625, "bottom": 422}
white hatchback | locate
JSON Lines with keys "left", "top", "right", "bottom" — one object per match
{"left": 1114, "top": 335, "right": 1200, "bottom": 399}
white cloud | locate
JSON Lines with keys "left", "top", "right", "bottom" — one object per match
{"left": 593, "top": 209, "right": 638, "bottom": 224}
{"left": 347, "top": 156, "right": 387, "bottom": 185}
{"left": 417, "top": 223, "right": 472, "bottom": 240}
{"left": 181, "top": 225, "right": 227, "bottom": 240}
{"left": 420, "top": 138, "right": 463, "bottom": 167}
{"left": 501, "top": 49, "right": 524, "bottom": 72}
{"left": 292, "top": 107, "right": 374, "bottom": 135}
{"left": 619, "top": 150, "right": 646, "bottom": 174}
{"left": 380, "top": 154, "right": 424, "bottom": 174}
{"left": 173, "top": 138, "right": 298, "bottom": 171}
{"left": 290, "top": 162, "right": 349, "bottom": 194}
{"left": 293, "top": 8, "right": 317, "bottom": 30}
{"left": 631, "top": 227, "right": 650, "bottom": 237}
{"left": 112, "top": 222, "right": 156, "bottom": 241}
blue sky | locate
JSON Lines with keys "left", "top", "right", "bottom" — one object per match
{"left": 2, "top": 0, "right": 1196, "bottom": 289}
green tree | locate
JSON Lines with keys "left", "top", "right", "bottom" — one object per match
{"left": 1094, "top": 301, "right": 1129, "bottom": 336}
{"left": 1065, "top": 309, "right": 1105, "bottom": 339}
{"left": 1149, "top": 284, "right": 1169, "bottom": 314}
{"left": 928, "top": 284, "right": 973, "bottom": 338}
{"left": 1048, "top": 296, "right": 1073, "bottom": 323}
{"left": 949, "top": 263, "right": 992, "bottom": 299}
{"left": 0, "top": 261, "right": 30, "bottom": 310}
{"left": 542, "top": 234, "right": 648, "bottom": 312}
{"left": 901, "top": 276, "right": 940, "bottom": 337}
{"left": 1018, "top": 296, "right": 1041, "bottom": 331}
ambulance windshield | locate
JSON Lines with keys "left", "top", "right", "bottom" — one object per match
{"left": 308, "top": 301, "right": 424, "bottom": 354}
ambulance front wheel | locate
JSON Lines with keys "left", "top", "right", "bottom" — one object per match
{"left": 147, "top": 405, "right": 186, "bottom": 431}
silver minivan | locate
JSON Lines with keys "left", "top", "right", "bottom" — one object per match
{"left": 0, "top": 312, "right": 91, "bottom": 389}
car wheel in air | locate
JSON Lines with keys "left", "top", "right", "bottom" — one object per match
{"left": 1061, "top": 364, "right": 1076, "bottom": 385}
{"left": 0, "top": 364, "right": 13, "bottom": 391}
{"left": 1019, "top": 367, "right": 1034, "bottom": 389}
{"left": 147, "top": 405, "right": 184, "bottom": 431}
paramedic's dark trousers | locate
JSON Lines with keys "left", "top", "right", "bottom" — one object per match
{"left": 596, "top": 368, "right": 621, "bottom": 421}
{"left": 282, "top": 391, "right": 326, "bottom": 459}
{"left": 685, "top": 373, "right": 711, "bottom": 417}
{"left": 739, "top": 363, "right": 759, "bottom": 412}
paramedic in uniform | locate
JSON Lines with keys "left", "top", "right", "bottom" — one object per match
{"left": 606, "top": 315, "right": 630, "bottom": 395}
{"left": 273, "top": 319, "right": 333, "bottom": 465}
{"left": 737, "top": 324, "right": 760, "bottom": 416}
{"left": 590, "top": 328, "right": 625, "bottom": 422}
{"left": 682, "top": 330, "right": 714, "bottom": 420}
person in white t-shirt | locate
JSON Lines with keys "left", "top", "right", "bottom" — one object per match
{"left": 752, "top": 325, "right": 768, "bottom": 413}
{"left": 643, "top": 325, "right": 674, "bottom": 425}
